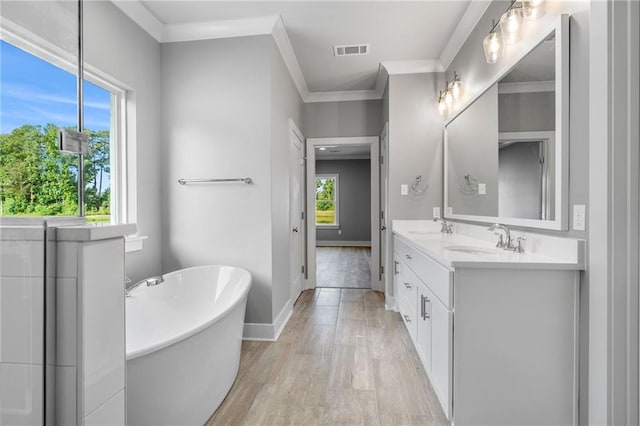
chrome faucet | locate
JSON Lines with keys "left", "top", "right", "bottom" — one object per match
{"left": 433, "top": 217, "right": 453, "bottom": 234}
{"left": 488, "top": 223, "right": 511, "bottom": 249}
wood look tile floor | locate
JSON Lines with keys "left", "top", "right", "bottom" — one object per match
{"left": 206, "top": 288, "right": 448, "bottom": 426}
{"left": 316, "top": 247, "right": 372, "bottom": 288}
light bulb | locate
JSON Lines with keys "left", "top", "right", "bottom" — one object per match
{"left": 483, "top": 31, "right": 503, "bottom": 64}
{"left": 437, "top": 100, "right": 447, "bottom": 116}
{"left": 524, "top": 0, "right": 545, "bottom": 20}
{"left": 444, "top": 90, "right": 453, "bottom": 110}
{"left": 500, "top": 7, "right": 524, "bottom": 44}
{"left": 449, "top": 75, "right": 464, "bottom": 101}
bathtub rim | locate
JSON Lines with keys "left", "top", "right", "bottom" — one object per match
{"left": 126, "top": 264, "right": 252, "bottom": 361}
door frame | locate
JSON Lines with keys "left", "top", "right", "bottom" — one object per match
{"left": 305, "top": 136, "right": 382, "bottom": 292}
{"left": 289, "top": 119, "right": 306, "bottom": 301}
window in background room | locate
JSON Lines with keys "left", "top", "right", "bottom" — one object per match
{"left": 315, "top": 174, "right": 339, "bottom": 226}
{"left": 0, "top": 39, "right": 124, "bottom": 223}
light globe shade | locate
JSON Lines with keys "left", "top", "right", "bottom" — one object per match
{"left": 483, "top": 31, "right": 503, "bottom": 64}
{"left": 500, "top": 7, "right": 524, "bottom": 44}
{"left": 449, "top": 78, "right": 464, "bottom": 101}
{"left": 524, "top": 0, "right": 546, "bottom": 20}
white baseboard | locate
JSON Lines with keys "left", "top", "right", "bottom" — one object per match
{"left": 316, "top": 240, "right": 371, "bottom": 247}
{"left": 385, "top": 295, "right": 398, "bottom": 312}
{"left": 242, "top": 297, "right": 293, "bottom": 341}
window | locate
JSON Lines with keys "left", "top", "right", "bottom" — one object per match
{"left": 315, "top": 174, "right": 339, "bottom": 226}
{"left": 0, "top": 38, "right": 126, "bottom": 224}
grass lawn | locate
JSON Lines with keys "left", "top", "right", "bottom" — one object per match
{"left": 316, "top": 210, "right": 335, "bottom": 224}
{"left": 86, "top": 214, "right": 110, "bottom": 223}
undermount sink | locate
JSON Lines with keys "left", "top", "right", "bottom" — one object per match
{"left": 408, "top": 230, "right": 440, "bottom": 235}
{"left": 445, "top": 245, "right": 497, "bottom": 255}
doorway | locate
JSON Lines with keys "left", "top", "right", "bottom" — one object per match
{"left": 305, "top": 137, "right": 381, "bottom": 292}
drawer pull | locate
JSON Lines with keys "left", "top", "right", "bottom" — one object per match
{"left": 403, "top": 314, "right": 411, "bottom": 323}
{"left": 422, "top": 295, "right": 431, "bottom": 320}
{"left": 394, "top": 260, "right": 400, "bottom": 275}
{"left": 404, "top": 282, "right": 412, "bottom": 289}
{"left": 405, "top": 254, "right": 412, "bottom": 260}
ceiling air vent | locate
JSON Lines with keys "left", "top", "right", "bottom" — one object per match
{"left": 334, "top": 44, "right": 370, "bottom": 57}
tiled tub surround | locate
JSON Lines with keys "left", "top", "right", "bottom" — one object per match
{"left": 0, "top": 218, "right": 134, "bottom": 425}
{"left": 391, "top": 220, "right": 585, "bottom": 425}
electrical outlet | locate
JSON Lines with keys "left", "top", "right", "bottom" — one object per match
{"left": 478, "top": 183, "right": 486, "bottom": 195}
{"left": 401, "top": 184, "right": 408, "bottom": 195}
{"left": 433, "top": 207, "right": 440, "bottom": 218}
{"left": 573, "top": 204, "right": 586, "bottom": 231}
{"left": 338, "top": 229, "right": 342, "bottom": 235}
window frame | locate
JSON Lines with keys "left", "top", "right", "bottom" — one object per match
{"left": 315, "top": 173, "right": 339, "bottom": 229}
{"left": 0, "top": 24, "right": 130, "bottom": 225}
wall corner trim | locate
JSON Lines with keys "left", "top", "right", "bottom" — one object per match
{"left": 242, "top": 297, "right": 294, "bottom": 341}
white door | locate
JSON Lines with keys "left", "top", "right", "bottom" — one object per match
{"left": 380, "top": 123, "right": 389, "bottom": 291}
{"left": 289, "top": 126, "right": 305, "bottom": 300}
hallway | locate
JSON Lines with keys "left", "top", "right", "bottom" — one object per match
{"left": 207, "top": 288, "right": 448, "bottom": 425}
{"left": 316, "top": 246, "right": 372, "bottom": 288}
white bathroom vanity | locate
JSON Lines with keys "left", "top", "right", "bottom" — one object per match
{"left": 392, "top": 220, "right": 585, "bottom": 426}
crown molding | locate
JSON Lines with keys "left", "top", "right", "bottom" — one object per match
{"left": 111, "top": 0, "right": 163, "bottom": 42}
{"left": 271, "top": 16, "right": 310, "bottom": 101}
{"left": 439, "top": 0, "right": 492, "bottom": 70}
{"left": 162, "top": 15, "right": 279, "bottom": 43}
{"left": 305, "top": 90, "right": 381, "bottom": 103}
{"left": 381, "top": 59, "right": 445, "bottom": 75}
{"left": 110, "top": 0, "right": 451, "bottom": 104}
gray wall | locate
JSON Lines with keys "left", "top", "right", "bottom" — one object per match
{"left": 160, "top": 35, "right": 303, "bottom": 325}
{"left": 304, "top": 100, "right": 382, "bottom": 138}
{"left": 0, "top": 1, "right": 163, "bottom": 283}
{"left": 316, "top": 160, "right": 371, "bottom": 243}
{"left": 499, "top": 91, "right": 555, "bottom": 132}
{"left": 269, "top": 38, "right": 305, "bottom": 321}
{"left": 387, "top": 72, "right": 445, "bottom": 222}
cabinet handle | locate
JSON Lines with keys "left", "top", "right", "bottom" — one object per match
{"left": 404, "top": 282, "right": 412, "bottom": 289}
{"left": 405, "top": 254, "right": 412, "bottom": 260}
{"left": 394, "top": 260, "right": 400, "bottom": 275}
{"left": 423, "top": 296, "right": 431, "bottom": 320}
{"left": 420, "top": 295, "right": 425, "bottom": 319}
{"left": 403, "top": 314, "right": 411, "bottom": 323}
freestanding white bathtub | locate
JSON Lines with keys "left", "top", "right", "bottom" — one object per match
{"left": 125, "top": 265, "right": 252, "bottom": 426}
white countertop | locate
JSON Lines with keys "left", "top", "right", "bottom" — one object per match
{"left": 56, "top": 223, "right": 137, "bottom": 241}
{"left": 393, "top": 221, "right": 585, "bottom": 270}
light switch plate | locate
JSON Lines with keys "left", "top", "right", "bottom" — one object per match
{"left": 478, "top": 183, "right": 486, "bottom": 195}
{"left": 433, "top": 207, "right": 440, "bottom": 218}
{"left": 573, "top": 204, "right": 586, "bottom": 231}
{"left": 401, "top": 184, "right": 408, "bottom": 195}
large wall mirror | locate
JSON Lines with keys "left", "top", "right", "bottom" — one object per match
{"left": 444, "top": 15, "right": 569, "bottom": 230}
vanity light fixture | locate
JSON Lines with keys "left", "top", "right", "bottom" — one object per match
{"left": 500, "top": 3, "right": 524, "bottom": 44}
{"left": 523, "top": 0, "right": 546, "bottom": 20}
{"left": 483, "top": 0, "right": 544, "bottom": 64}
{"left": 436, "top": 72, "right": 464, "bottom": 116}
{"left": 483, "top": 24, "right": 503, "bottom": 64}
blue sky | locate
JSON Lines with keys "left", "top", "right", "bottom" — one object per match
{"left": 0, "top": 40, "right": 111, "bottom": 134}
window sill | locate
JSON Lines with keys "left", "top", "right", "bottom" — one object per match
{"left": 125, "top": 234, "right": 148, "bottom": 253}
{"left": 316, "top": 225, "right": 340, "bottom": 230}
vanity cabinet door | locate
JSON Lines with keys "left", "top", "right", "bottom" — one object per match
{"left": 416, "top": 282, "right": 433, "bottom": 374}
{"left": 431, "top": 295, "right": 453, "bottom": 419}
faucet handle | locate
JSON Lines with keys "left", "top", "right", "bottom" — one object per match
{"left": 514, "top": 237, "right": 526, "bottom": 253}
{"left": 494, "top": 233, "right": 505, "bottom": 248}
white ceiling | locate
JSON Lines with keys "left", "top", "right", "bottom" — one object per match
{"left": 114, "top": 1, "right": 491, "bottom": 100}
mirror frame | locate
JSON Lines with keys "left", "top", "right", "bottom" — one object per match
{"left": 444, "top": 14, "right": 569, "bottom": 230}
